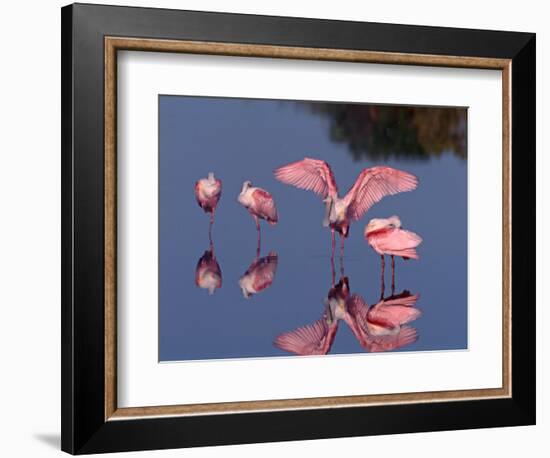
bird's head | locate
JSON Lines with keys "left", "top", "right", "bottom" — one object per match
{"left": 365, "top": 216, "right": 402, "bottom": 235}
{"left": 240, "top": 180, "right": 252, "bottom": 194}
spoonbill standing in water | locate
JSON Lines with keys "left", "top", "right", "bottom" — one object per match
{"left": 238, "top": 181, "right": 278, "bottom": 249}
{"left": 274, "top": 158, "right": 418, "bottom": 257}
{"left": 364, "top": 216, "right": 422, "bottom": 296}
{"left": 195, "top": 172, "right": 222, "bottom": 239}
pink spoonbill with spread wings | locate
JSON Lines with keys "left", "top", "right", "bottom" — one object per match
{"left": 238, "top": 181, "right": 278, "bottom": 250}
{"left": 195, "top": 172, "right": 222, "bottom": 238}
{"left": 274, "top": 158, "right": 418, "bottom": 257}
{"left": 365, "top": 216, "right": 422, "bottom": 296}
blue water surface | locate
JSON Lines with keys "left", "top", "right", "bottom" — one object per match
{"left": 159, "top": 95, "right": 467, "bottom": 361}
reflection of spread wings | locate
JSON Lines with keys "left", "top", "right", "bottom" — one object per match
{"left": 274, "top": 158, "right": 338, "bottom": 198}
{"left": 344, "top": 167, "right": 418, "bottom": 221}
{"left": 344, "top": 294, "right": 371, "bottom": 345}
{"left": 363, "top": 327, "right": 419, "bottom": 352}
{"left": 274, "top": 319, "right": 338, "bottom": 356}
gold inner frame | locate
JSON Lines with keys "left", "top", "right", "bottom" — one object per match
{"left": 104, "top": 37, "right": 512, "bottom": 421}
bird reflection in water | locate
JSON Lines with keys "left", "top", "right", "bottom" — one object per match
{"left": 349, "top": 290, "right": 421, "bottom": 352}
{"left": 239, "top": 251, "right": 278, "bottom": 299}
{"left": 274, "top": 265, "right": 421, "bottom": 355}
{"left": 195, "top": 241, "right": 222, "bottom": 295}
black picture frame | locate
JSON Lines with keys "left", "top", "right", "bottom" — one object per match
{"left": 61, "top": 3, "right": 535, "bottom": 454}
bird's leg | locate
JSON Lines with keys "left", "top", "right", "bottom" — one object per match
{"left": 330, "top": 253, "right": 336, "bottom": 286}
{"left": 391, "top": 255, "right": 395, "bottom": 296}
{"left": 380, "top": 255, "right": 386, "bottom": 299}
{"left": 329, "top": 230, "right": 336, "bottom": 285}
{"left": 208, "top": 211, "right": 214, "bottom": 248}
{"left": 339, "top": 235, "right": 345, "bottom": 277}
{"left": 254, "top": 215, "right": 261, "bottom": 259}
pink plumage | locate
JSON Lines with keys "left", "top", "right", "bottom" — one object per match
{"left": 238, "top": 251, "right": 278, "bottom": 298}
{"left": 274, "top": 158, "right": 417, "bottom": 257}
{"left": 274, "top": 157, "right": 338, "bottom": 198}
{"left": 249, "top": 188, "right": 278, "bottom": 225}
{"left": 195, "top": 172, "right": 222, "bottom": 215}
{"left": 365, "top": 216, "right": 422, "bottom": 259}
{"left": 238, "top": 181, "right": 278, "bottom": 224}
{"left": 344, "top": 167, "right": 418, "bottom": 222}
{"left": 274, "top": 318, "right": 337, "bottom": 356}
{"left": 363, "top": 326, "right": 419, "bottom": 352}
{"left": 194, "top": 249, "right": 222, "bottom": 295}
{"left": 348, "top": 292, "right": 421, "bottom": 352}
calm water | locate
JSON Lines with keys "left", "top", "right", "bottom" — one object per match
{"left": 159, "top": 95, "right": 467, "bottom": 362}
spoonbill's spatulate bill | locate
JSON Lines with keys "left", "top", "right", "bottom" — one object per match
{"left": 365, "top": 216, "right": 423, "bottom": 296}
{"left": 274, "top": 158, "right": 418, "bottom": 256}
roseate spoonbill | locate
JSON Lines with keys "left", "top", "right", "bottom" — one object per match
{"left": 195, "top": 247, "right": 222, "bottom": 295}
{"left": 237, "top": 181, "right": 278, "bottom": 249}
{"left": 274, "top": 158, "right": 418, "bottom": 257}
{"left": 364, "top": 216, "right": 422, "bottom": 296}
{"left": 238, "top": 251, "right": 278, "bottom": 299}
{"left": 348, "top": 291, "right": 421, "bottom": 352}
{"left": 195, "top": 172, "right": 222, "bottom": 239}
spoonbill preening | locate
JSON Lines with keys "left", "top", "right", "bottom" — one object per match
{"left": 274, "top": 158, "right": 418, "bottom": 257}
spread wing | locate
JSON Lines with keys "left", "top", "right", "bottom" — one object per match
{"left": 364, "top": 327, "right": 419, "bottom": 352}
{"left": 344, "top": 294, "right": 371, "bottom": 345}
{"left": 274, "top": 319, "right": 337, "bottom": 356}
{"left": 274, "top": 158, "right": 338, "bottom": 198}
{"left": 344, "top": 167, "right": 418, "bottom": 221}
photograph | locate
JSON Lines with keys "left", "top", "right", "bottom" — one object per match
{"left": 158, "top": 95, "right": 468, "bottom": 361}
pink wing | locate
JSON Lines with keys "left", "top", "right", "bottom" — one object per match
{"left": 274, "top": 319, "right": 337, "bottom": 356}
{"left": 345, "top": 167, "right": 418, "bottom": 221}
{"left": 194, "top": 181, "right": 203, "bottom": 206}
{"left": 344, "top": 294, "right": 371, "bottom": 345}
{"left": 252, "top": 189, "right": 278, "bottom": 223}
{"left": 364, "top": 326, "right": 419, "bottom": 352}
{"left": 274, "top": 158, "right": 338, "bottom": 198}
{"left": 371, "top": 228, "right": 422, "bottom": 259}
{"left": 367, "top": 303, "right": 422, "bottom": 329}
{"left": 383, "top": 291, "right": 420, "bottom": 308}
{"left": 250, "top": 252, "right": 278, "bottom": 292}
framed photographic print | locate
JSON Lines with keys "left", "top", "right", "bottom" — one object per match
{"left": 61, "top": 3, "right": 536, "bottom": 454}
